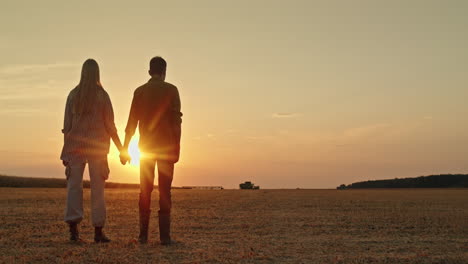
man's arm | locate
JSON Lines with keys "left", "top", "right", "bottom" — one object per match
{"left": 121, "top": 92, "right": 139, "bottom": 164}
{"left": 124, "top": 92, "right": 139, "bottom": 148}
{"left": 172, "top": 87, "right": 182, "bottom": 143}
{"left": 123, "top": 132, "right": 134, "bottom": 151}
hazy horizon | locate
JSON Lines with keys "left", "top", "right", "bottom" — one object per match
{"left": 1, "top": 1, "right": 468, "bottom": 188}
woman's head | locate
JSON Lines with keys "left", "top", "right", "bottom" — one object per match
{"left": 73, "top": 59, "right": 104, "bottom": 113}
{"left": 80, "top": 59, "right": 101, "bottom": 85}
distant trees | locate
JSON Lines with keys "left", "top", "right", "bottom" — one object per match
{"left": 337, "top": 184, "right": 346, "bottom": 190}
{"left": 337, "top": 174, "right": 468, "bottom": 189}
{"left": 0, "top": 175, "right": 140, "bottom": 189}
{"left": 240, "top": 181, "right": 260, "bottom": 190}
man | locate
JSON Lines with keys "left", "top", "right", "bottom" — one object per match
{"left": 120, "top": 56, "right": 182, "bottom": 245}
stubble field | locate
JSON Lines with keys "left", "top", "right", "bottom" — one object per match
{"left": 0, "top": 188, "right": 467, "bottom": 263}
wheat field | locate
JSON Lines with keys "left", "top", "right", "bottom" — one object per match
{"left": 0, "top": 188, "right": 467, "bottom": 263}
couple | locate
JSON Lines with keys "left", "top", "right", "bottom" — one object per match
{"left": 60, "top": 57, "right": 182, "bottom": 245}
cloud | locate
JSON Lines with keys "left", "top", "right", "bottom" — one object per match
{"left": 0, "top": 90, "right": 60, "bottom": 101}
{"left": 0, "top": 63, "right": 74, "bottom": 75}
{"left": 343, "top": 123, "right": 391, "bottom": 139}
{"left": 0, "top": 63, "right": 76, "bottom": 103}
{"left": 271, "top": 112, "right": 300, "bottom": 118}
{"left": 335, "top": 143, "right": 354, "bottom": 147}
{"left": 0, "top": 108, "right": 45, "bottom": 116}
{"left": 225, "top": 129, "right": 238, "bottom": 134}
{"left": 245, "top": 135, "right": 274, "bottom": 141}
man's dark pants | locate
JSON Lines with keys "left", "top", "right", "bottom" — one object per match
{"left": 139, "top": 156, "right": 174, "bottom": 216}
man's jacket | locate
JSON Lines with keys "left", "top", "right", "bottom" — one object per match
{"left": 125, "top": 77, "right": 182, "bottom": 162}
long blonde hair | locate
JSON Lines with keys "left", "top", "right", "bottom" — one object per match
{"left": 73, "top": 59, "right": 104, "bottom": 114}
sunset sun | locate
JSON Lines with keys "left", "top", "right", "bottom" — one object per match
{"left": 128, "top": 137, "right": 141, "bottom": 166}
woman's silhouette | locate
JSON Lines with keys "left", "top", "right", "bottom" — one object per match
{"left": 60, "top": 59, "right": 123, "bottom": 242}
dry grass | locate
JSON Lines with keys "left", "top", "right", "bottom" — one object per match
{"left": 0, "top": 188, "right": 467, "bottom": 263}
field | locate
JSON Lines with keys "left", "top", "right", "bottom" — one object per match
{"left": 0, "top": 188, "right": 467, "bottom": 263}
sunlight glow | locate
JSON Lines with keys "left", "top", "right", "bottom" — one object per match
{"left": 128, "top": 137, "right": 141, "bottom": 166}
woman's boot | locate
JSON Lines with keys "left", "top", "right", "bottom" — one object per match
{"left": 94, "top": 227, "right": 111, "bottom": 243}
{"left": 69, "top": 222, "right": 79, "bottom": 241}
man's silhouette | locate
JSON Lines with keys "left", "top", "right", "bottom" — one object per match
{"left": 121, "top": 57, "right": 182, "bottom": 245}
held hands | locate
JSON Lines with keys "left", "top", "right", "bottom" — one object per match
{"left": 119, "top": 149, "right": 131, "bottom": 165}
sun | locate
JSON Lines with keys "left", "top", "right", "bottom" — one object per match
{"left": 128, "top": 137, "right": 141, "bottom": 166}
{"left": 108, "top": 133, "right": 142, "bottom": 167}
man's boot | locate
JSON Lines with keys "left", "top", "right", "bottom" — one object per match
{"left": 159, "top": 213, "right": 172, "bottom": 245}
{"left": 94, "top": 227, "right": 111, "bottom": 243}
{"left": 139, "top": 210, "right": 150, "bottom": 244}
{"left": 69, "top": 222, "right": 79, "bottom": 242}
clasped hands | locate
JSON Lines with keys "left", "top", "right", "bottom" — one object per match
{"left": 119, "top": 149, "right": 131, "bottom": 165}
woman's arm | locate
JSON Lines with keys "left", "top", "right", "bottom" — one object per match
{"left": 62, "top": 95, "right": 73, "bottom": 166}
{"left": 62, "top": 95, "right": 73, "bottom": 139}
{"left": 111, "top": 133, "right": 123, "bottom": 152}
{"left": 103, "top": 92, "right": 123, "bottom": 151}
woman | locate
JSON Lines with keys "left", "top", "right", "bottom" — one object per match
{"left": 60, "top": 59, "right": 123, "bottom": 243}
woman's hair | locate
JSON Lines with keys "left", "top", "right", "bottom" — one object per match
{"left": 73, "top": 59, "right": 104, "bottom": 114}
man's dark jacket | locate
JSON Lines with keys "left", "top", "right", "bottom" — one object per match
{"left": 125, "top": 77, "right": 182, "bottom": 162}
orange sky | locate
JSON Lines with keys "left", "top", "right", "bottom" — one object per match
{"left": 1, "top": 1, "right": 468, "bottom": 188}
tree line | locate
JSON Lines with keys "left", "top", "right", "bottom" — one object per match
{"left": 337, "top": 174, "right": 468, "bottom": 189}
{"left": 0, "top": 175, "right": 140, "bottom": 188}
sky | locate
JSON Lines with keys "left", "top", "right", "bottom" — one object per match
{"left": 1, "top": 0, "right": 468, "bottom": 188}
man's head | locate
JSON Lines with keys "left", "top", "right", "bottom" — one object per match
{"left": 149, "top": 56, "right": 167, "bottom": 80}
